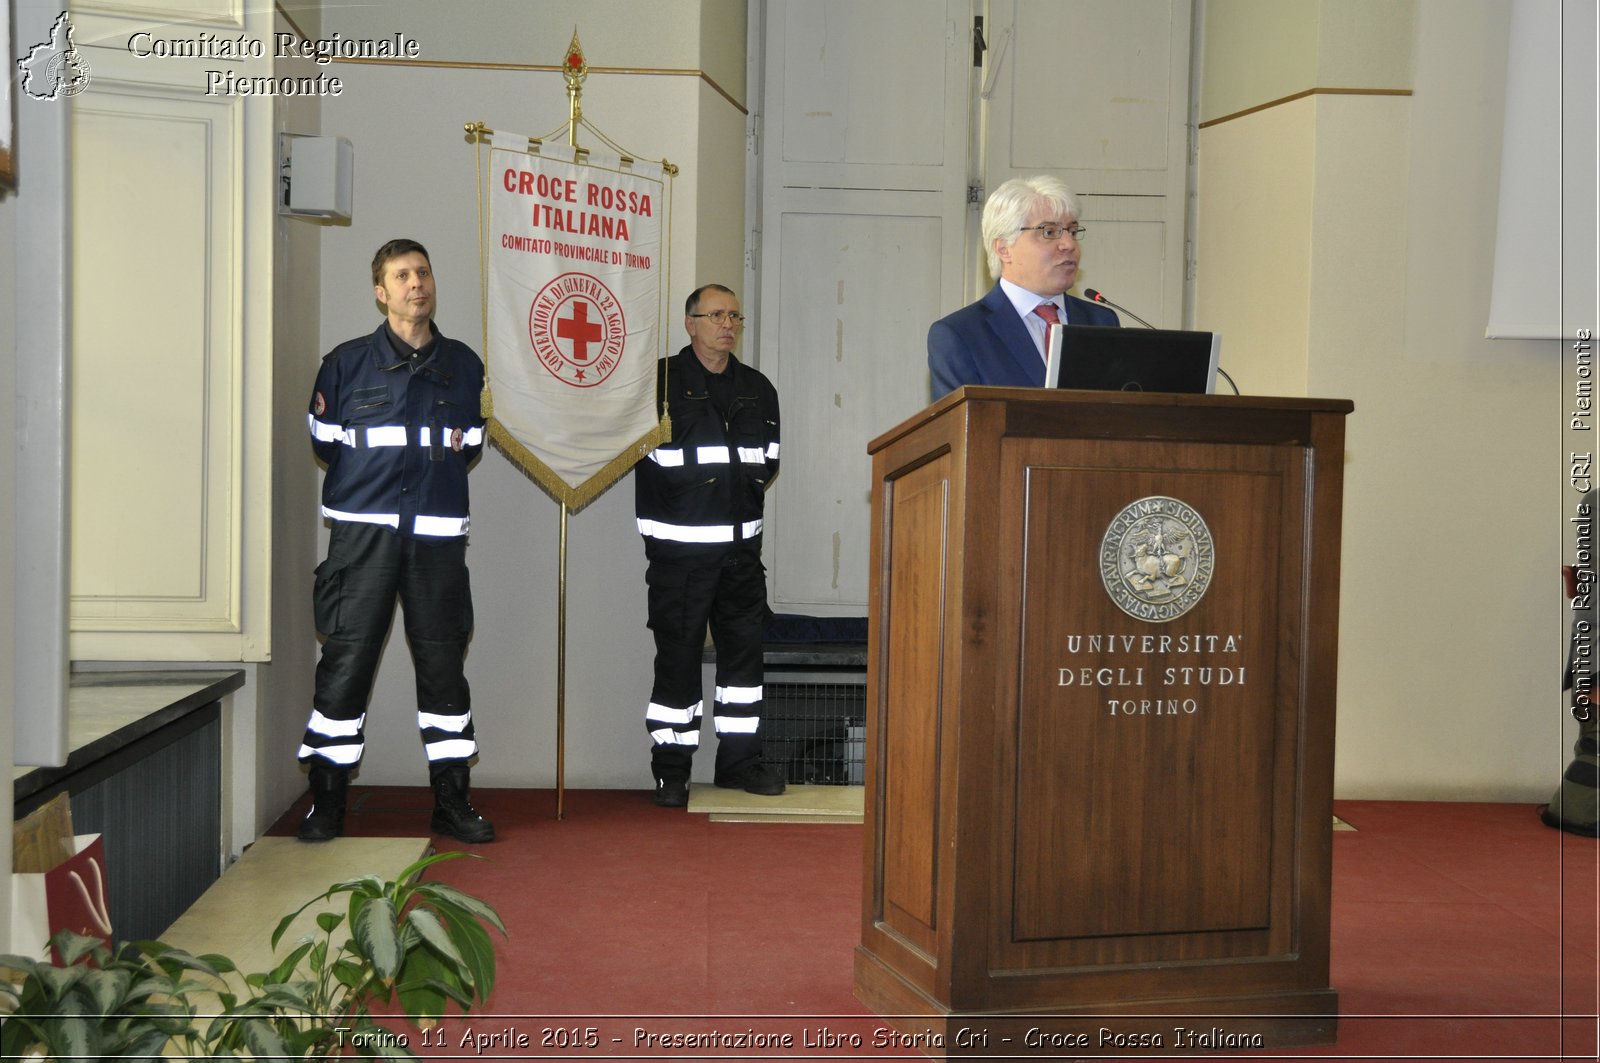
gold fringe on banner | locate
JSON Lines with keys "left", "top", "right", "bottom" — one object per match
{"left": 484, "top": 412, "right": 672, "bottom": 514}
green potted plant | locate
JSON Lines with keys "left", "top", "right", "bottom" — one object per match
{"left": 0, "top": 851, "right": 505, "bottom": 1060}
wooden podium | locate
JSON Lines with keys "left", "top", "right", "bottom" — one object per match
{"left": 856, "top": 387, "right": 1353, "bottom": 1056}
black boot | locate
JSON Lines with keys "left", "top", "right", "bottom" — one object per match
{"left": 651, "top": 745, "right": 694, "bottom": 808}
{"left": 714, "top": 734, "right": 786, "bottom": 796}
{"left": 297, "top": 762, "right": 349, "bottom": 842}
{"left": 429, "top": 761, "right": 496, "bottom": 843}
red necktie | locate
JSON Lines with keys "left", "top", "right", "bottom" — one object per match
{"left": 1032, "top": 302, "right": 1061, "bottom": 363}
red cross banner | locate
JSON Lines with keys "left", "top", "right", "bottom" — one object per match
{"left": 484, "top": 132, "right": 669, "bottom": 509}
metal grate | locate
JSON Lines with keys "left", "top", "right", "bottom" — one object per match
{"left": 69, "top": 711, "right": 222, "bottom": 943}
{"left": 762, "top": 679, "right": 866, "bottom": 785}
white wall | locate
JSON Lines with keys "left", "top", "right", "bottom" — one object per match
{"left": 306, "top": 6, "right": 746, "bottom": 788}
{"left": 1197, "top": 0, "right": 1572, "bottom": 800}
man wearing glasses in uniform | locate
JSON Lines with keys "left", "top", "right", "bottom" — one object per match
{"left": 634, "top": 285, "right": 786, "bottom": 808}
{"left": 927, "top": 175, "right": 1119, "bottom": 402}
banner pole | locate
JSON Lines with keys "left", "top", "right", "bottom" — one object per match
{"left": 554, "top": 28, "right": 585, "bottom": 822}
{"left": 557, "top": 499, "right": 568, "bottom": 819}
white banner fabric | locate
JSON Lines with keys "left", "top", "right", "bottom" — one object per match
{"left": 486, "top": 144, "right": 667, "bottom": 505}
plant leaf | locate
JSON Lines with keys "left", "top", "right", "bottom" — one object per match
{"left": 393, "top": 849, "right": 481, "bottom": 885}
{"left": 35, "top": 963, "right": 84, "bottom": 999}
{"left": 79, "top": 967, "right": 132, "bottom": 1014}
{"left": 53, "top": 929, "right": 105, "bottom": 966}
{"left": 331, "top": 956, "right": 368, "bottom": 990}
{"left": 45, "top": 1014, "right": 97, "bottom": 1060}
{"left": 123, "top": 1025, "right": 175, "bottom": 1061}
{"left": 237, "top": 1015, "right": 292, "bottom": 1059}
{"left": 443, "top": 915, "right": 497, "bottom": 1003}
{"left": 393, "top": 948, "right": 451, "bottom": 1020}
{"left": 411, "top": 883, "right": 506, "bottom": 934}
{"left": 403, "top": 907, "right": 465, "bottom": 967}
{"left": 352, "top": 895, "right": 402, "bottom": 981}
{"left": 266, "top": 938, "right": 314, "bottom": 984}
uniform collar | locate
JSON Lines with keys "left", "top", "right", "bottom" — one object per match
{"left": 372, "top": 321, "right": 441, "bottom": 371}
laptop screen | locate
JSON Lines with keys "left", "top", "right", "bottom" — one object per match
{"left": 1050, "top": 325, "right": 1220, "bottom": 395}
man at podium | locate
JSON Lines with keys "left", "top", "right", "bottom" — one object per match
{"left": 927, "top": 175, "right": 1118, "bottom": 401}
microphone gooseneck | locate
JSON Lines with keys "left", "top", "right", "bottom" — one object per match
{"left": 1083, "top": 288, "right": 1157, "bottom": 330}
{"left": 1082, "top": 289, "right": 1239, "bottom": 395}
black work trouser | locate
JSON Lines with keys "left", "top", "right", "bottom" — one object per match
{"left": 298, "top": 521, "right": 476, "bottom": 769}
{"left": 644, "top": 549, "right": 769, "bottom": 779}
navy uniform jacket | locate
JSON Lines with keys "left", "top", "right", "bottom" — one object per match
{"left": 308, "top": 323, "right": 485, "bottom": 538}
{"left": 927, "top": 282, "right": 1119, "bottom": 402}
{"left": 634, "top": 346, "right": 780, "bottom": 564}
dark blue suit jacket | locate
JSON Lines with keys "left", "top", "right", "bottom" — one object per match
{"left": 927, "top": 283, "right": 1119, "bottom": 401}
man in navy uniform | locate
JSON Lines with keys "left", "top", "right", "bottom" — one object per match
{"left": 635, "top": 284, "right": 785, "bottom": 808}
{"left": 296, "top": 239, "right": 495, "bottom": 843}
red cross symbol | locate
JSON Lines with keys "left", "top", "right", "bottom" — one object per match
{"left": 556, "top": 300, "right": 603, "bottom": 362}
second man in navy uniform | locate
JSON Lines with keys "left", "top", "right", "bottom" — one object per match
{"left": 635, "top": 284, "right": 785, "bottom": 807}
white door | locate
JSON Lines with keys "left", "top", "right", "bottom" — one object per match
{"left": 981, "top": 0, "right": 1192, "bottom": 324}
{"left": 755, "top": 0, "right": 1193, "bottom": 613}
{"left": 756, "top": 0, "right": 975, "bottom": 613}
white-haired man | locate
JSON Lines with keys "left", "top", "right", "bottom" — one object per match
{"left": 927, "top": 175, "right": 1118, "bottom": 401}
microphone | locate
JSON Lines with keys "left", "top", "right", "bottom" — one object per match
{"left": 1083, "top": 288, "right": 1156, "bottom": 329}
{"left": 1083, "top": 288, "right": 1240, "bottom": 394}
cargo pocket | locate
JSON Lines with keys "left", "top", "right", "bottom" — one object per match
{"left": 645, "top": 563, "right": 691, "bottom": 637}
{"left": 312, "top": 556, "right": 346, "bottom": 636}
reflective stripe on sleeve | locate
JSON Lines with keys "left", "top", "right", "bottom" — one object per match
{"left": 737, "top": 447, "right": 766, "bottom": 464}
{"left": 649, "top": 448, "right": 685, "bottom": 467}
{"left": 418, "top": 426, "right": 485, "bottom": 448}
{"left": 310, "top": 422, "right": 481, "bottom": 449}
{"left": 310, "top": 415, "right": 346, "bottom": 443}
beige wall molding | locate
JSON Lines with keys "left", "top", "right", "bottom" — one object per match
{"left": 326, "top": 56, "right": 747, "bottom": 115}
{"left": 1198, "top": 87, "right": 1412, "bottom": 129}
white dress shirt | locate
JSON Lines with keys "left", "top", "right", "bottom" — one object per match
{"left": 999, "top": 277, "right": 1066, "bottom": 362}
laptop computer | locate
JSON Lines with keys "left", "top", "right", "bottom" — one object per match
{"left": 1046, "top": 324, "right": 1220, "bottom": 395}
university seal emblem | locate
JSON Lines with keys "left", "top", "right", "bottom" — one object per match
{"left": 1098, "top": 496, "right": 1216, "bottom": 622}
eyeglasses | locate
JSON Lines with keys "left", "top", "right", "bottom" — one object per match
{"left": 1019, "top": 223, "right": 1086, "bottom": 242}
{"left": 689, "top": 310, "right": 746, "bottom": 326}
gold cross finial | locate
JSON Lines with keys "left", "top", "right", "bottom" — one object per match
{"left": 563, "top": 28, "right": 587, "bottom": 90}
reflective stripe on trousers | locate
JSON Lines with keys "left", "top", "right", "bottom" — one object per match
{"left": 298, "top": 521, "right": 478, "bottom": 767}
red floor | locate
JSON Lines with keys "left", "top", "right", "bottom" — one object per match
{"left": 268, "top": 791, "right": 1599, "bottom": 1060}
